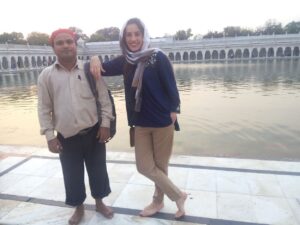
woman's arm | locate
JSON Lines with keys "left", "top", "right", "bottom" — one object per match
{"left": 89, "top": 55, "right": 124, "bottom": 79}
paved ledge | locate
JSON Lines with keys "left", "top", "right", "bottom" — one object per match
{"left": 0, "top": 145, "right": 300, "bottom": 225}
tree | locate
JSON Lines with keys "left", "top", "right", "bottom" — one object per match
{"left": 262, "top": 20, "right": 284, "bottom": 35}
{"left": 27, "top": 32, "right": 49, "bottom": 45}
{"left": 284, "top": 21, "right": 300, "bottom": 34}
{"left": 174, "top": 28, "right": 193, "bottom": 40}
{"left": 0, "top": 32, "right": 26, "bottom": 44}
{"left": 69, "top": 26, "right": 89, "bottom": 41}
{"left": 88, "top": 27, "right": 120, "bottom": 42}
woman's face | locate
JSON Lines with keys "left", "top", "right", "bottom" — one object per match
{"left": 125, "top": 23, "right": 143, "bottom": 52}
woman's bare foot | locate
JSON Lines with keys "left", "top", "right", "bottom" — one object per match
{"left": 68, "top": 204, "right": 84, "bottom": 225}
{"left": 139, "top": 202, "right": 164, "bottom": 217}
{"left": 175, "top": 192, "right": 187, "bottom": 219}
{"left": 95, "top": 199, "right": 114, "bottom": 219}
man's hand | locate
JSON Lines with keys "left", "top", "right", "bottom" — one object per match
{"left": 90, "top": 55, "right": 105, "bottom": 80}
{"left": 96, "top": 127, "right": 111, "bottom": 143}
{"left": 47, "top": 138, "right": 63, "bottom": 153}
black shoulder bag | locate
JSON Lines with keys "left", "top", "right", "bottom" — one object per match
{"left": 84, "top": 63, "right": 116, "bottom": 138}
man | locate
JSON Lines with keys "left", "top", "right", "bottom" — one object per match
{"left": 37, "top": 29, "right": 114, "bottom": 225}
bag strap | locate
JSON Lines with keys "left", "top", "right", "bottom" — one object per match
{"left": 84, "top": 63, "right": 102, "bottom": 124}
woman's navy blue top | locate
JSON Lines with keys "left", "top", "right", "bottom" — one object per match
{"left": 102, "top": 51, "right": 180, "bottom": 129}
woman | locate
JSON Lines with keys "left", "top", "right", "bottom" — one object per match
{"left": 89, "top": 18, "right": 187, "bottom": 219}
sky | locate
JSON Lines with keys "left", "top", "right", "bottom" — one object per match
{"left": 1, "top": 0, "right": 300, "bottom": 38}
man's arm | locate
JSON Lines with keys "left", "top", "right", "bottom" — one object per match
{"left": 37, "top": 71, "right": 62, "bottom": 152}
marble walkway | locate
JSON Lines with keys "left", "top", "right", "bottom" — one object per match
{"left": 0, "top": 145, "right": 300, "bottom": 225}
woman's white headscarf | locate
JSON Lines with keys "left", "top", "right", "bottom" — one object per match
{"left": 119, "top": 18, "right": 159, "bottom": 112}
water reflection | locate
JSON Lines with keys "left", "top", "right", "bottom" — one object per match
{"left": 0, "top": 59, "right": 299, "bottom": 160}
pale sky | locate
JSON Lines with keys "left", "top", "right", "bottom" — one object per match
{"left": 1, "top": 0, "right": 300, "bottom": 38}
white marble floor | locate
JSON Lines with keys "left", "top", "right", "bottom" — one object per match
{"left": 0, "top": 145, "right": 300, "bottom": 225}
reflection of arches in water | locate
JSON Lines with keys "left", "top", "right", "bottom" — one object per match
{"left": 0, "top": 70, "right": 39, "bottom": 88}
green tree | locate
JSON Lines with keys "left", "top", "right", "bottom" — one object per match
{"left": 69, "top": 26, "right": 89, "bottom": 41}
{"left": 284, "top": 21, "right": 300, "bottom": 34}
{"left": 174, "top": 28, "right": 193, "bottom": 40}
{"left": 0, "top": 32, "right": 26, "bottom": 44}
{"left": 262, "top": 20, "right": 284, "bottom": 35}
{"left": 89, "top": 27, "right": 120, "bottom": 42}
{"left": 27, "top": 32, "right": 49, "bottom": 45}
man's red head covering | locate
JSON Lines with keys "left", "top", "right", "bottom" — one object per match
{"left": 49, "top": 29, "right": 76, "bottom": 47}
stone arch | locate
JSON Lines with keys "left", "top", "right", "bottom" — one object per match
{"left": 17, "top": 56, "right": 24, "bottom": 68}
{"left": 168, "top": 52, "right": 174, "bottom": 61}
{"left": 212, "top": 50, "right": 218, "bottom": 59}
{"left": 190, "top": 51, "right": 196, "bottom": 60}
{"left": 42, "top": 56, "right": 47, "bottom": 66}
{"left": 48, "top": 56, "right": 53, "bottom": 65}
{"left": 183, "top": 52, "right": 188, "bottom": 61}
{"left": 31, "top": 56, "right": 37, "bottom": 68}
{"left": 276, "top": 47, "right": 284, "bottom": 57}
{"left": 11, "top": 57, "right": 17, "bottom": 69}
{"left": 110, "top": 55, "right": 115, "bottom": 60}
{"left": 175, "top": 52, "right": 181, "bottom": 61}
{"left": 267, "top": 48, "right": 274, "bottom": 57}
{"left": 24, "top": 56, "right": 30, "bottom": 68}
{"left": 219, "top": 50, "right": 226, "bottom": 59}
{"left": 197, "top": 51, "right": 203, "bottom": 60}
{"left": 228, "top": 49, "right": 234, "bottom": 59}
{"left": 2, "top": 57, "right": 8, "bottom": 69}
{"left": 37, "top": 56, "right": 43, "bottom": 67}
{"left": 204, "top": 50, "right": 211, "bottom": 60}
{"left": 243, "top": 49, "right": 250, "bottom": 58}
{"left": 293, "top": 47, "right": 299, "bottom": 56}
{"left": 251, "top": 48, "right": 258, "bottom": 58}
{"left": 259, "top": 48, "right": 266, "bottom": 58}
{"left": 235, "top": 49, "right": 242, "bottom": 58}
{"left": 284, "top": 47, "right": 292, "bottom": 57}
{"left": 104, "top": 55, "right": 109, "bottom": 62}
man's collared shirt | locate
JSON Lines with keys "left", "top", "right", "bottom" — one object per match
{"left": 38, "top": 60, "right": 113, "bottom": 141}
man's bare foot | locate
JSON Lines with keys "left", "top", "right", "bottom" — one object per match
{"left": 139, "top": 202, "right": 164, "bottom": 217}
{"left": 175, "top": 192, "right": 187, "bottom": 219}
{"left": 96, "top": 199, "right": 114, "bottom": 219}
{"left": 68, "top": 204, "right": 84, "bottom": 225}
